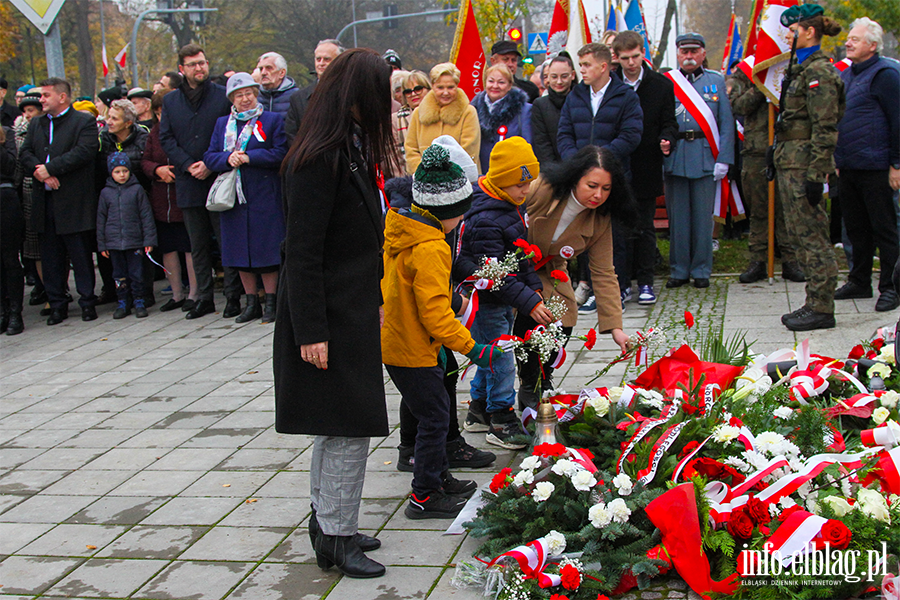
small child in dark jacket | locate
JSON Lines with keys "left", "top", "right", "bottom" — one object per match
{"left": 97, "top": 152, "right": 157, "bottom": 319}
{"left": 453, "top": 137, "right": 551, "bottom": 450}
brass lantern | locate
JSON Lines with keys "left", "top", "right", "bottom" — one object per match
{"left": 533, "top": 398, "right": 559, "bottom": 446}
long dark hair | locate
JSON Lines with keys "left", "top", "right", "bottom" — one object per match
{"left": 284, "top": 48, "right": 398, "bottom": 174}
{"left": 540, "top": 145, "right": 636, "bottom": 223}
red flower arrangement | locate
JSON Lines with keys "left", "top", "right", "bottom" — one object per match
{"left": 726, "top": 508, "right": 754, "bottom": 539}
{"left": 583, "top": 328, "right": 597, "bottom": 350}
{"left": 489, "top": 467, "right": 512, "bottom": 493}
{"left": 560, "top": 563, "right": 581, "bottom": 590}
{"left": 550, "top": 269, "right": 569, "bottom": 283}
{"left": 684, "top": 310, "right": 694, "bottom": 329}
{"left": 533, "top": 442, "right": 566, "bottom": 457}
{"left": 819, "top": 519, "right": 852, "bottom": 550}
{"left": 745, "top": 495, "right": 771, "bottom": 525}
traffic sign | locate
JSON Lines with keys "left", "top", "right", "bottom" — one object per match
{"left": 9, "top": 0, "right": 67, "bottom": 34}
{"left": 527, "top": 32, "right": 548, "bottom": 54}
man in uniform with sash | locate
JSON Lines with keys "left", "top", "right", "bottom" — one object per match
{"left": 663, "top": 33, "right": 735, "bottom": 289}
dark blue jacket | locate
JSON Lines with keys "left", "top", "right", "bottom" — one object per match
{"left": 835, "top": 54, "right": 900, "bottom": 170}
{"left": 556, "top": 76, "right": 643, "bottom": 176}
{"left": 471, "top": 87, "right": 533, "bottom": 174}
{"left": 158, "top": 80, "right": 231, "bottom": 208}
{"left": 96, "top": 173, "right": 157, "bottom": 251}
{"left": 453, "top": 183, "right": 543, "bottom": 314}
{"left": 204, "top": 110, "right": 288, "bottom": 269}
{"left": 257, "top": 76, "right": 299, "bottom": 118}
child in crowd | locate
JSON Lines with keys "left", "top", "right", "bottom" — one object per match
{"left": 381, "top": 144, "right": 501, "bottom": 520}
{"left": 97, "top": 152, "right": 157, "bottom": 319}
{"left": 454, "top": 137, "right": 549, "bottom": 450}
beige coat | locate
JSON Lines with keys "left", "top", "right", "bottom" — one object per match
{"left": 404, "top": 88, "right": 481, "bottom": 175}
{"left": 526, "top": 179, "right": 622, "bottom": 332}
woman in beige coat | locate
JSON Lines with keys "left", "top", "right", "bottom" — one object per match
{"left": 404, "top": 63, "right": 481, "bottom": 174}
{"left": 514, "top": 145, "right": 634, "bottom": 407}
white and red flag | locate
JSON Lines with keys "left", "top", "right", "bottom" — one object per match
{"left": 114, "top": 43, "right": 129, "bottom": 69}
{"left": 750, "top": 0, "right": 799, "bottom": 103}
{"left": 102, "top": 44, "right": 109, "bottom": 77}
{"left": 449, "top": 0, "right": 485, "bottom": 100}
{"left": 547, "top": 0, "right": 569, "bottom": 56}
{"left": 566, "top": 0, "right": 592, "bottom": 56}
{"left": 743, "top": 0, "right": 767, "bottom": 58}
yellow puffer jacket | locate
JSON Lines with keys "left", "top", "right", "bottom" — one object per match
{"left": 381, "top": 209, "right": 476, "bottom": 367}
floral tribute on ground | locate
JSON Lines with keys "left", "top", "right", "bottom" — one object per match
{"left": 452, "top": 314, "right": 900, "bottom": 600}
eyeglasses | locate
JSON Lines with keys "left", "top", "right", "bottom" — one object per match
{"left": 403, "top": 85, "right": 427, "bottom": 96}
{"left": 183, "top": 60, "right": 208, "bottom": 69}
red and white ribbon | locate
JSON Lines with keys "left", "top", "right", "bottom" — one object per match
{"left": 861, "top": 446, "right": 900, "bottom": 495}
{"left": 673, "top": 434, "right": 713, "bottom": 482}
{"left": 699, "top": 384, "right": 722, "bottom": 416}
{"left": 617, "top": 397, "right": 681, "bottom": 474}
{"left": 566, "top": 446, "right": 598, "bottom": 473}
{"left": 665, "top": 69, "right": 721, "bottom": 158}
{"left": 549, "top": 346, "right": 567, "bottom": 369}
{"left": 790, "top": 363, "right": 831, "bottom": 403}
{"left": 638, "top": 422, "right": 687, "bottom": 485}
{"left": 765, "top": 510, "right": 829, "bottom": 567}
{"left": 486, "top": 537, "right": 561, "bottom": 589}
{"left": 861, "top": 421, "right": 900, "bottom": 449}
{"left": 456, "top": 276, "right": 493, "bottom": 329}
{"left": 737, "top": 426, "right": 757, "bottom": 451}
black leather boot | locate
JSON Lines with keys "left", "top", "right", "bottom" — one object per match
{"left": 314, "top": 533, "right": 385, "bottom": 578}
{"left": 235, "top": 294, "right": 261, "bottom": 323}
{"left": 261, "top": 293, "right": 276, "bottom": 324}
{"left": 6, "top": 299, "right": 24, "bottom": 335}
{"left": 307, "top": 505, "right": 381, "bottom": 552}
{"left": 739, "top": 261, "right": 766, "bottom": 283}
{"left": 0, "top": 299, "right": 8, "bottom": 334}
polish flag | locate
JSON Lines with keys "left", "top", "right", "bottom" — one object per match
{"left": 114, "top": 43, "right": 129, "bottom": 69}
{"left": 743, "top": 0, "right": 767, "bottom": 58}
{"left": 449, "top": 0, "right": 485, "bottom": 100}
{"left": 750, "top": 0, "right": 799, "bottom": 103}
{"left": 102, "top": 44, "right": 109, "bottom": 77}
{"left": 547, "top": 0, "right": 569, "bottom": 56}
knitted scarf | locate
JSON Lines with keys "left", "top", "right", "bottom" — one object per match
{"left": 479, "top": 174, "right": 524, "bottom": 206}
{"left": 224, "top": 103, "right": 264, "bottom": 205}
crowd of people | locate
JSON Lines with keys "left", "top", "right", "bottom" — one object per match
{"left": 1, "top": 3, "right": 898, "bottom": 580}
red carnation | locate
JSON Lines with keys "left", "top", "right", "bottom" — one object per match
{"left": 530, "top": 245, "right": 543, "bottom": 262}
{"left": 820, "top": 519, "right": 852, "bottom": 550}
{"left": 678, "top": 440, "right": 700, "bottom": 459}
{"left": 873, "top": 338, "right": 885, "bottom": 351}
{"left": 533, "top": 443, "right": 566, "bottom": 457}
{"left": 848, "top": 344, "right": 865, "bottom": 360}
{"left": 560, "top": 563, "right": 581, "bottom": 590}
{"left": 550, "top": 269, "right": 569, "bottom": 283}
{"left": 727, "top": 508, "right": 755, "bottom": 539}
{"left": 583, "top": 328, "right": 597, "bottom": 350}
{"left": 489, "top": 468, "right": 512, "bottom": 494}
{"left": 684, "top": 310, "right": 694, "bottom": 329}
{"left": 729, "top": 416, "right": 744, "bottom": 427}
{"left": 745, "top": 495, "right": 771, "bottom": 525}
{"left": 513, "top": 239, "right": 531, "bottom": 251}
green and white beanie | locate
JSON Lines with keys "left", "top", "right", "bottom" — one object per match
{"left": 412, "top": 144, "right": 473, "bottom": 220}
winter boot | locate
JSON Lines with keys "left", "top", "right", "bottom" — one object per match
{"left": 261, "top": 293, "right": 276, "bottom": 323}
{"left": 6, "top": 299, "right": 24, "bottom": 335}
{"left": 235, "top": 294, "right": 261, "bottom": 323}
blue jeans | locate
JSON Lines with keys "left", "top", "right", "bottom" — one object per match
{"left": 470, "top": 303, "right": 516, "bottom": 413}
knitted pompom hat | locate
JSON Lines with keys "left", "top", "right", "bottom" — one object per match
{"left": 412, "top": 143, "right": 473, "bottom": 220}
{"left": 107, "top": 151, "right": 132, "bottom": 174}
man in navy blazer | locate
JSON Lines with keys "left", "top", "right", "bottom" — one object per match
{"left": 556, "top": 43, "right": 643, "bottom": 176}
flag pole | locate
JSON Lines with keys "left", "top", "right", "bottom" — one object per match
{"left": 767, "top": 102, "right": 775, "bottom": 285}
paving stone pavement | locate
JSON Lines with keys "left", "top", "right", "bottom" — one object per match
{"left": 0, "top": 274, "right": 894, "bottom": 599}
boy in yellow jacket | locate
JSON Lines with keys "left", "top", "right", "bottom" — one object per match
{"left": 382, "top": 144, "right": 501, "bottom": 520}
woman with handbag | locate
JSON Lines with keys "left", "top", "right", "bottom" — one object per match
{"left": 204, "top": 72, "right": 288, "bottom": 324}
{"left": 274, "top": 49, "right": 397, "bottom": 579}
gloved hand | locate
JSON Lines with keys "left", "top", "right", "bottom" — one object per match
{"left": 437, "top": 346, "right": 447, "bottom": 371}
{"left": 714, "top": 162, "right": 730, "bottom": 181}
{"left": 805, "top": 180, "right": 824, "bottom": 207}
{"left": 465, "top": 343, "right": 503, "bottom": 369}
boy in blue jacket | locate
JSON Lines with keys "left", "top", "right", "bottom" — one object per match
{"left": 454, "top": 137, "right": 550, "bottom": 450}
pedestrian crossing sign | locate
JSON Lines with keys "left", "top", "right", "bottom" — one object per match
{"left": 527, "top": 33, "right": 549, "bottom": 54}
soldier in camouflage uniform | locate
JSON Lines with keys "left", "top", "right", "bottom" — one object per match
{"left": 729, "top": 69, "right": 805, "bottom": 284}
{"left": 775, "top": 4, "right": 845, "bottom": 331}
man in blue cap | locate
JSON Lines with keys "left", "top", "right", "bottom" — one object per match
{"left": 663, "top": 32, "right": 735, "bottom": 289}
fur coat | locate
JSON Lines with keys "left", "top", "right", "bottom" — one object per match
{"left": 404, "top": 88, "right": 481, "bottom": 175}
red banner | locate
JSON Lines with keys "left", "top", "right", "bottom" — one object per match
{"left": 449, "top": 0, "right": 485, "bottom": 100}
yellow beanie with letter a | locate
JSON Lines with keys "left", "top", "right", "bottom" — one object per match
{"left": 485, "top": 137, "right": 540, "bottom": 189}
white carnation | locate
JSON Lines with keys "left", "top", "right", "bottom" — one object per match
{"left": 754, "top": 431, "right": 788, "bottom": 455}
{"left": 743, "top": 450, "right": 770, "bottom": 471}
{"left": 779, "top": 497, "right": 796, "bottom": 510}
{"left": 513, "top": 470, "right": 534, "bottom": 487}
{"left": 712, "top": 424, "right": 740, "bottom": 443}
{"left": 588, "top": 503, "right": 612, "bottom": 528}
{"left": 608, "top": 498, "right": 632, "bottom": 523}
{"left": 881, "top": 390, "right": 900, "bottom": 409}
{"left": 520, "top": 456, "right": 542, "bottom": 471}
{"left": 532, "top": 481, "right": 555, "bottom": 502}
{"left": 544, "top": 530, "right": 566, "bottom": 555}
{"left": 773, "top": 406, "right": 794, "bottom": 419}
{"left": 551, "top": 459, "right": 580, "bottom": 478}
{"left": 873, "top": 407, "right": 891, "bottom": 425}
{"left": 587, "top": 394, "right": 610, "bottom": 416}
{"left": 612, "top": 473, "right": 633, "bottom": 496}
{"left": 723, "top": 456, "right": 752, "bottom": 473}
{"left": 570, "top": 470, "right": 595, "bottom": 492}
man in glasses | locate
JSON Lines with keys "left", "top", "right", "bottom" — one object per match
{"left": 159, "top": 43, "right": 241, "bottom": 320}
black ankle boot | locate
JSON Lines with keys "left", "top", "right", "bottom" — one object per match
{"left": 261, "top": 293, "right": 276, "bottom": 324}
{"left": 314, "top": 533, "right": 385, "bottom": 578}
{"left": 308, "top": 505, "right": 381, "bottom": 552}
{"left": 0, "top": 299, "right": 8, "bottom": 334}
{"left": 235, "top": 294, "right": 261, "bottom": 323}
{"left": 6, "top": 300, "right": 24, "bottom": 336}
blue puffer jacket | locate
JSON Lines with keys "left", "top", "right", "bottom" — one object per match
{"left": 258, "top": 77, "right": 299, "bottom": 117}
{"left": 96, "top": 173, "right": 157, "bottom": 252}
{"left": 556, "top": 77, "right": 643, "bottom": 176}
{"left": 453, "top": 182, "right": 543, "bottom": 314}
{"left": 471, "top": 88, "right": 533, "bottom": 174}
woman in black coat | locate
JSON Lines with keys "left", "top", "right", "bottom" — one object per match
{"left": 531, "top": 52, "right": 577, "bottom": 166}
{"left": 274, "top": 49, "right": 397, "bottom": 580}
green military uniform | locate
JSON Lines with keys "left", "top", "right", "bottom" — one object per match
{"left": 774, "top": 48, "right": 844, "bottom": 314}
{"left": 729, "top": 69, "right": 796, "bottom": 264}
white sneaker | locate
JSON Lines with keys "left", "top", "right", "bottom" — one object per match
{"left": 574, "top": 282, "right": 591, "bottom": 306}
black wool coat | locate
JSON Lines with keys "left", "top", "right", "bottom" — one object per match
{"left": 615, "top": 64, "right": 678, "bottom": 198}
{"left": 19, "top": 108, "right": 100, "bottom": 235}
{"left": 283, "top": 81, "right": 316, "bottom": 143}
{"left": 530, "top": 89, "right": 569, "bottom": 165}
{"left": 274, "top": 146, "right": 388, "bottom": 438}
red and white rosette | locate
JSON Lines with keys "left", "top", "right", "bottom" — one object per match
{"left": 789, "top": 363, "right": 830, "bottom": 403}
{"left": 456, "top": 276, "right": 493, "bottom": 329}
{"left": 497, "top": 125, "right": 508, "bottom": 142}
{"left": 861, "top": 420, "right": 900, "bottom": 449}
{"left": 486, "top": 537, "right": 561, "bottom": 588}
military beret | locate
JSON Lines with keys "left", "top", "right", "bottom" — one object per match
{"left": 781, "top": 4, "right": 824, "bottom": 27}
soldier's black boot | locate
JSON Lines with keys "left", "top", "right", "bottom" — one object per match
{"left": 782, "top": 306, "right": 835, "bottom": 331}
{"left": 781, "top": 261, "right": 806, "bottom": 282}
{"left": 739, "top": 261, "right": 766, "bottom": 283}
{"left": 6, "top": 299, "right": 24, "bottom": 336}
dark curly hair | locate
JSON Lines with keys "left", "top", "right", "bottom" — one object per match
{"left": 539, "top": 145, "right": 636, "bottom": 224}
